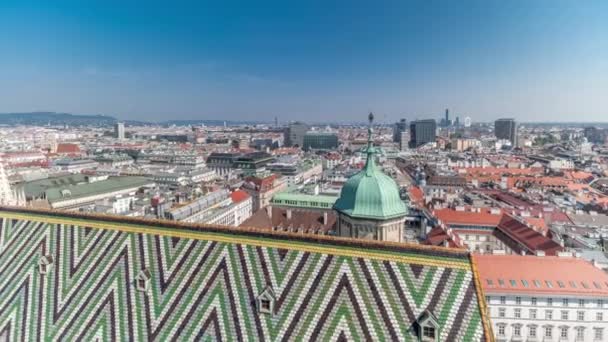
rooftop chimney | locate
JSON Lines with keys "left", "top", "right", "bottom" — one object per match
{"left": 266, "top": 206, "right": 272, "bottom": 219}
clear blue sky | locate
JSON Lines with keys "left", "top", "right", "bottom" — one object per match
{"left": 0, "top": 0, "right": 607, "bottom": 123}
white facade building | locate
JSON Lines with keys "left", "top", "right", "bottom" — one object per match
{"left": 476, "top": 254, "right": 608, "bottom": 342}
{"left": 0, "top": 158, "right": 15, "bottom": 205}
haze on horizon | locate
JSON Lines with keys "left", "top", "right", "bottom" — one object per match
{"left": 1, "top": 0, "right": 607, "bottom": 123}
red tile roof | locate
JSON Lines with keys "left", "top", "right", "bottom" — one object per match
{"left": 244, "top": 174, "right": 277, "bottom": 192}
{"left": 409, "top": 186, "right": 424, "bottom": 204}
{"left": 56, "top": 143, "right": 81, "bottom": 154}
{"left": 424, "top": 227, "right": 459, "bottom": 248}
{"left": 495, "top": 215, "right": 563, "bottom": 256}
{"left": 433, "top": 208, "right": 503, "bottom": 227}
{"left": 230, "top": 190, "right": 250, "bottom": 203}
{"left": 241, "top": 207, "right": 336, "bottom": 234}
{"left": 474, "top": 254, "right": 608, "bottom": 296}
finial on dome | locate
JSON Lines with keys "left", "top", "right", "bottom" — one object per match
{"left": 368, "top": 112, "right": 374, "bottom": 125}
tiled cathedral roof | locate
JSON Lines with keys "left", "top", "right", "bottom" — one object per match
{"left": 0, "top": 207, "right": 491, "bottom": 341}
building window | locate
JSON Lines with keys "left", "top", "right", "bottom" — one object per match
{"left": 545, "top": 326, "right": 553, "bottom": 338}
{"left": 548, "top": 298, "right": 553, "bottom": 306}
{"left": 499, "top": 308, "right": 506, "bottom": 318}
{"left": 257, "top": 286, "right": 276, "bottom": 315}
{"left": 577, "top": 311, "right": 584, "bottom": 321}
{"left": 422, "top": 326, "right": 436, "bottom": 339}
{"left": 529, "top": 326, "right": 537, "bottom": 337}
{"left": 531, "top": 297, "right": 537, "bottom": 306}
{"left": 500, "top": 296, "right": 506, "bottom": 305}
{"left": 561, "top": 327, "right": 568, "bottom": 339}
{"left": 597, "top": 312, "right": 603, "bottom": 321}
{"left": 546, "top": 310, "right": 553, "bottom": 320}
{"left": 516, "top": 297, "right": 522, "bottom": 305}
{"left": 561, "top": 310, "right": 569, "bottom": 320}
{"left": 260, "top": 299, "right": 271, "bottom": 312}
{"left": 599, "top": 299, "right": 604, "bottom": 308}
{"left": 579, "top": 299, "right": 585, "bottom": 307}
{"left": 530, "top": 309, "right": 537, "bottom": 319}
{"left": 38, "top": 254, "right": 54, "bottom": 275}
{"left": 135, "top": 269, "right": 152, "bottom": 293}
{"left": 576, "top": 327, "right": 584, "bottom": 341}
{"left": 563, "top": 298, "right": 568, "bottom": 306}
{"left": 513, "top": 325, "right": 521, "bottom": 337}
{"left": 514, "top": 308, "right": 521, "bottom": 318}
{"left": 594, "top": 328, "right": 604, "bottom": 341}
{"left": 498, "top": 325, "right": 506, "bottom": 336}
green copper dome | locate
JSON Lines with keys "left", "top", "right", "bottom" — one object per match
{"left": 333, "top": 114, "right": 407, "bottom": 220}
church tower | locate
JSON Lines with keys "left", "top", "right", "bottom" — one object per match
{"left": 333, "top": 113, "right": 408, "bottom": 242}
{"left": 0, "top": 157, "right": 16, "bottom": 206}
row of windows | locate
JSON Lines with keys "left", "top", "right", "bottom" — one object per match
{"left": 497, "top": 325, "right": 604, "bottom": 341}
{"left": 491, "top": 296, "right": 604, "bottom": 308}
{"left": 495, "top": 307, "right": 603, "bottom": 321}
{"left": 487, "top": 278, "right": 607, "bottom": 290}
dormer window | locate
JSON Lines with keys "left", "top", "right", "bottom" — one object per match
{"left": 38, "top": 254, "right": 54, "bottom": 275}
{"left": 260, "top": 298, "right": 271, "bottom": 312}
{"left": 257, "top": 286, "right": 276, "bottom": 315}
{"left": 135, "top": 269, "right": 152, "bottom": 293}
{"left": 423, "top": 326, "right": 436, "bottom": 339}
{"left": 415, "top": 310, "right": 440, "bottom": 342}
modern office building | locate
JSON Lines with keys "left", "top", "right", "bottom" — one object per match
{"left": 283, "top": 121, "right": 309, "bottom": 147}
{"left": 392, "top": 118, "right": 408, "bottom": 143}
{"left": 114, "top": 122, "right": 125, "bottom": 140}
{"left": 476, "top": 254, "right": 608, "bottom": 342}
{"left": 409, "top": 119, "right": 437, "bottom": 148}
{"left": 495, "top": 118, "right": 518, "bottom": 147}
{"left": 302, "top": 131, "right": 339, "bottom": 151}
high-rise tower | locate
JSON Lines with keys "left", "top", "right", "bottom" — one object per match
{"left": 114, "top": 122, "right": 125, "bottom": 140}
{"left": 494, "top": 118, "right": 518, "bottom": 147}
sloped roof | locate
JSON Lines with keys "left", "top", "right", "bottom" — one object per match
{"left": 0, "top": 207, "right": 490, "bottom": 341}
{"left": 45, "top": 176, "right": 152, "bottom": 203}
{"left": 56, "top": 143, "right": 81, "bottom": 154}
{"left": 230, "top": 189, "right": 250, "bottom": 203}
{"left": 241, "top": 206, "right": 336, "bottom": 234}
{"left": 474, "top": 254, "right": 608, "bottom": 296}
{"left": 434, "top": 208, "right": 503, "bottom": 227}
{"left": 495, "top": 215, "right": 563, "bottom": 255}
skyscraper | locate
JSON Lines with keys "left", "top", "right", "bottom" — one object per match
{"left": 409, "top": 119, "right": 437, "bottom": 148}
{"left": 283, "top": 121, "right": 309, "bottom": 147}
{"left": 494, "top": 118, "right": 518, "bottom": 147}
{"left": 114, "top": 122, "right": 125, "bottom": 140}
{"left": 303, "top": 131, "right": 339, "bottom": 151}
{"left": 392, "top": 118, "right": 407, "bottom": 143}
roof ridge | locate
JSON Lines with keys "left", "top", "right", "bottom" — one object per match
{"left": 0, "top": 206, "right": 469, "bottom": 260}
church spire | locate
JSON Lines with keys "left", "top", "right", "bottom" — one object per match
{"left": 364, "top": 112, "right": 377, "bottom": 176}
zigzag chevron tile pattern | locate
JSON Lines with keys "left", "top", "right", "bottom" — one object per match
{"left": 0, "top": 209, "right": 489, "bottom": 341}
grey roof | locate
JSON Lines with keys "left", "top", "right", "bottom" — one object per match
{"left": 46, "top": 176, "right": 153, "bottom": 203}
{"left": 569, "top": 213, "right": 608, "bottom": 227}
{"left": 24, "top": 174, "right": 89, "bottom": 198}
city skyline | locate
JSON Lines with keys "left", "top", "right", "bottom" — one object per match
{"left": 1, "top": 1, "right": 607, "bottom": 122}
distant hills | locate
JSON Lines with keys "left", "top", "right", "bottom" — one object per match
{"left": 0, "top": 112, "right": 268, "bottom": 127}
{"left": 0, "top": 112, "right": 117, "bottom": 126}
